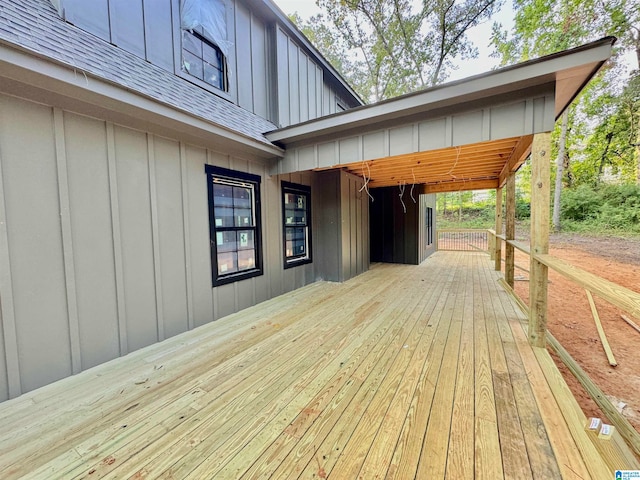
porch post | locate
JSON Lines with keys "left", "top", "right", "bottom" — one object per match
{"left": 494, "top": 186, "right": 502, "bottom": 271}
{"left": 505, "top": 172, "right": 516, "bottom": 287}
{"left": 529, "top": 132, "right": 551, "bottom": 347}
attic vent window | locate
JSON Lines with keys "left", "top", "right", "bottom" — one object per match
{"left": 180, "top": 0, "right": 231, "bottom": 92}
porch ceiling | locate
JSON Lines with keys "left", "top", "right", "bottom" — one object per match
{"left": 267, "top": 37, "right": 615, "bottom": 192}
{"left": 317, "top": 135, "right": 533, "bottom": 193}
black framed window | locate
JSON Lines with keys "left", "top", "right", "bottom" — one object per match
{"left": 206, "top": 165, "right": 262, "bottom": 286}
{"left": 182, "top": 30, "right": 227, "bottom": 91}
{"left": 426, "top": 206, "right": 433, "bottom": 246}
{"left": 282, "top": 182, "right": 312, "bottom": 268}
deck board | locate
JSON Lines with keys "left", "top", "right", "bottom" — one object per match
{"left": 0, "top": 252, "right": 619, "bottom": 479}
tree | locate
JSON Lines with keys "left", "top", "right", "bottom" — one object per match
{"left": 491, "top": 0, "right": 640, "bottom": 229}
{"left": 291, "top": 0, "right": 504, "bottom": 102}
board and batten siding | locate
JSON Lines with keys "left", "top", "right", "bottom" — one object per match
{"left": 53, "top": 0, "right": 359, "bottom": 127}
{"left": 0, "top": 93, "right": 330, "bottom": 401}
{"left": 274, "top": 27, "right": 358, "bottom": 128}
{"left": 315, "top": 170, "right": 370, "bottom": 282}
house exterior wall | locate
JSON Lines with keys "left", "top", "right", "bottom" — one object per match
{"left": 369, "top": 189, "right": 436, "bottom": 265}
{"left": 314, "top": 170, "right": 370, "bottom": 283}
{"left": 54, "top": 0, "right": 360, "bottom": 126}
{"left": 370, "top": 186, "right": 419, "bottom": 265}
{"left": 418, "top": 193, "right": 437, "bottom": 263}
{"left": 0, "top": 92, "right": 367, "bottom": 401}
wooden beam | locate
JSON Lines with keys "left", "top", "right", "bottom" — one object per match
{"left": 423, "top": 179, "right": 499, "bottom": 194}
{"left": 534, "top": 254, "right": 640, "bottom": 320}
{"left": 507, "top": 239, "right": 530, "bottom": 255}
{"left": 494, "top": 187, "right": 503, "bottom": 271}
{"left": 505, "top": 173, "right": 516, "bottom": 287}
{"left": 529, "top": 132, "right": 551, "bottom": 348}
{"left": 585, "top": 290, "right": 617, "bottom": 367}
{"left": 499, "top": 135, "right": 533, "bottom": 187}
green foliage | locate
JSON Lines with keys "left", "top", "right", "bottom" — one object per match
{"left": 491, "top": 0, "right": 640, "bottom": 193}
{"left": 561, "top": 184, "right": 640, "bottom": 233}
{"left": 561, "top": 184, "right": 601, "bottom": 221}
{"left": 290, "top": 0, "right": 504, "bottom": 102}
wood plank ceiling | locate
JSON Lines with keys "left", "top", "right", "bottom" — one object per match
{"left": 315, "top": 135, "right": 533, "bottom": 193}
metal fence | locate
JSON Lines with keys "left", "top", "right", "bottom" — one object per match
{"left": 437, "top": 229, "right": 489, "bottom": 252}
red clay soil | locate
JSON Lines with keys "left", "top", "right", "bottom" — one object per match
{"left": 511, "top": 233, "right": 640, "bottom": 434}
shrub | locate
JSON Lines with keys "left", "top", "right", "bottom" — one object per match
{"left": 561, "top": 184, "right": 601, "bottom": 221}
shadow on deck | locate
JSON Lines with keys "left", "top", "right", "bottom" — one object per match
{"left": 0, "top": 252, "right": 626, "bottom": 478}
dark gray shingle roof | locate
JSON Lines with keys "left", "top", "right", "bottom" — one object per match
{"left": 0, "top": 0, "right": 278, "bottom": 146}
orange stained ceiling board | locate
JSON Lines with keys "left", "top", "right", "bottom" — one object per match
{"left": 314, "top": 136, "right": 531, "bottom": 191}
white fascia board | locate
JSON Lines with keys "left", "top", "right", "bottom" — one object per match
{"left": 267, "top": 38, "right": 614, "bottom": 145}
{"left": 0, "top": 43, "right": 284, "bottom": 159}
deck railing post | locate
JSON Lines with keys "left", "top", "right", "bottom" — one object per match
{"left": 494, "top": 186, "right": 502, "bottom": 271}
{"left": 529, "top": 132, "right": 551, "bottom": 347}
{"left": 505, "top": 172, "right": 516, "bottom": 287}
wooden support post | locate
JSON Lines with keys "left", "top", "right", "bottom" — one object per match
{"left": 505, "top": 173, "right": 516, "bottom": 287}
{"left": 529, "top": 132, "right": 551, "bottom": 347}
{"left": 494, "top": 186, "right": 502, "bottom": 271}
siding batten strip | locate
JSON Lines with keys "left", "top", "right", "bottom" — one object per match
{"left": 179, "top": 143, "right": 194, "bottom": 330}
{"left": 0, "top": 144, "right": 22, "bottom": 398}
{"left": 147, "top": 134, "right": 164, "bottom": 342}
{"left": 53, "top": 108, "right": 82, "bottom": 374}
{"left": 106, "top": 122, "right": 128, "bottom": 355}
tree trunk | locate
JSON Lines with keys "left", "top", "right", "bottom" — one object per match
{"left": 552, "top": 110, "right": 569, "bottom": 233}
{"left": 637, "top": 124, "right": 640, "bottom": 185}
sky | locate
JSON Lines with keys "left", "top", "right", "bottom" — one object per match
{"left": 272, "top": 0, "right": 515, "bottom": 81}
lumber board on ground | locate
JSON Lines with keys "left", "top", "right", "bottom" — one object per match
{"left": 586, "top": 289, "right": 617, "bottom": 367}
{"left": 621, "top": 314, "right": 640, "bottom": 335}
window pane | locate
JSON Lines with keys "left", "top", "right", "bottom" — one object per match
{"left": 237, "top": 230, "right": 254, "bottom": 250}
{"left": 285, "top": 227, "right": 307, "bottom": 258}
{"left": 204, "top": 62, "right": 222, "bottom": 89}
{"left": 216, "top": 231, "right": 236, "bottom": 253}
{"left": 232, "top": 209, "right": 251, "bottom": 227}
{"left": 284, "top": 192, "right": 296, "bottom": 207}
{"left": 214, "top": 206, "right": 234, "bottom": 228}
{"left": 217, "top": 251, "right": 237, "bottom": 275}
{"left": 213, "top": 183, "right": 233, "bottom": 206}
{"left": 182, "top": 50, "right": 203, "bottom": 79}
{"left": 182, "top": 31, "right": 202, "bottom": 56}
{"left": 238, "top": 249, "right": 256, "bottom": 271}
{"left": 203, "top": 42, "right": 221, "bottom": 68}
{"left": 233, "top": 186, "right": 252, "bottom": 208}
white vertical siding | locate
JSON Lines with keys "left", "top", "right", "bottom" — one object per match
{"left": 0, "top": 95, "right": 72, "bottom": 393}
{"left": 64, "top": 112, "right": 121, "bottom": 370}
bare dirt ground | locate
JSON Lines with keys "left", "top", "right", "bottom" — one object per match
{"left": 511, "top": 231, "right": 640, "bottom": 433}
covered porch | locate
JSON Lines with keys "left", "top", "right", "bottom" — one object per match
{"left": 0, "top": 251, "right": 629, "bottom": 479}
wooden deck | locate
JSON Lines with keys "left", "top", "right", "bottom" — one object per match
{"left": 0, "top": 252, "right": 622, "bottom": 479}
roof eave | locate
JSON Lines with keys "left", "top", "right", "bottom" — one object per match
{"left": 266, "top": 37, "right": 616, "bottom": 146}
{"left": 0, "top": 42, "right": 284, "bottom": 159}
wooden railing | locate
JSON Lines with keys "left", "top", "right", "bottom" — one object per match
{"left": 487, "top": 230, "right": 640, "bottom": 459}
{"left": 436, "top": 229, "right": 489, "bottom": 252}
